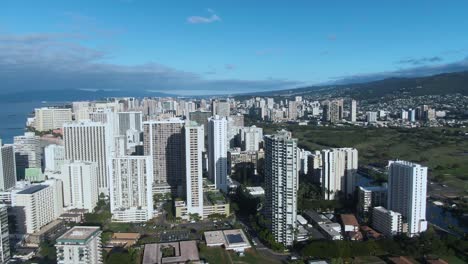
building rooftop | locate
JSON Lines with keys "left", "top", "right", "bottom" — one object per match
{"left": 17, "top": 185, "right": 47, "bottom": 195}
{"left": 56, "top": 226, "right": 101, "bottom": 243}
{"left": 341, "top": 214, "right": 359, "bottom": 227}
{"left": 142, "top": 240, "right": 199, "bottom": 264}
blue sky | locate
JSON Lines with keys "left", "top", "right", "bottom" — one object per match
{"left": 1, "top": 0, "right": 468, "bottom": 95}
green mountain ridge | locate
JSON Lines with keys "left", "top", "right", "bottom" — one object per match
{"left": 248, "top": 71, "right": 468, "bottom": 100}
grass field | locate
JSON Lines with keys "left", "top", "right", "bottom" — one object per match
{"left": 258, "top": 123, "right": 468, "bottom": 192}
{"left": 199, "top": 244, "right": 281, "bottom": 264}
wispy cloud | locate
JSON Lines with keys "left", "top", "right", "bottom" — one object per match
{"left": 397, "top": 56, "right": 443, "bottom": 65}
{"left": 187, "top": 9, "right": 221, "bottom": 24}
{"left": 0, "top": 31, "right": 301, "bottom": 95}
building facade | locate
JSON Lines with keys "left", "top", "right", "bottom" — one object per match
{"left": 264, "top": 130, "right": 298, "bottom": 246}
{"left": 321, "top": 148, "right": 358, "bottom": 200}
{"left": 372, "top": 206, "right": 402, "bottom": 237}
{"left": 63, "top": 121, "right": 111, "bottom": 194}
{"left": 208, "top": 116, "right": 228, "bottom": 192}
{"left": 44, "top": 144, "right": 65, "bottom": 172}
{"left": 184, "top": 122, "right": 204, "bottom": 217}
{"left": 143, "top": 119, "right": 185, "bottom": 195}
{"left": 110, "top": 156, "right": 154, "bottom": 222}
{"left": 55, "top": 226, "right": 102, "bottom": 264}
{"left": 387, "top": 160, "right": 428, "bottom": 237}
{"left": 34, "top": 107, "right": 72, "bottom": 132}
{"left": 0, "top": 141, "right": 16, "bottom": 191}
{"left": 59, "top": 161, "right": 99, "bottom": 212}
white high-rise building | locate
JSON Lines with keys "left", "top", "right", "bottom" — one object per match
{"left": 401, "top": 110, "right": 409, "bottom": 120}
{"left": 34, "top": 107, "right": 72, "bottom": 132}
{"left": 0, "top": 205, "right": 10, "bottom": 263}
{"left": 264, "top": 130, "right": 298, "bottom": 246}
{"left": 110, "top": 156, "right": 153, "bottom": 222}
{"left": 321, "top": 148, "right": 358, "bottom": 200}
{"left": 184, "top": 122, "right": 204, "bottom": 217}
{"left": 116, "top": 111, "right": 143, "bottom": 136}
{"left": 55, "top": 226, "right": 102, "bottom": 264}
{"left": 0, "top": 140, "right": 16, "bottom": 191}
{"left": 350, "top": 100, "right": 357, "bottom": 123}
{"left": 372, "top": 206, "right": 402, "bottom": 237}
{"left": 14, "top": 132, "right": 42, "bottom": 177}
{"left": 387, "top": 160, "right": 428, "bottom": 237}
{"left": 45, "top": 178, "right": 64, "bottom": 218}
{"left": 11, "top": 184, "right": 57, "bottom": 234}
{"left": 72, "top": 101, "right": 90, "bottom": 121}
{"left": 366, "top": 111, "right": 377, "bottom": 123}
{"left": 44, "top": 144, "right": 65, "bottom": 172}
{"left": 63, "top": 121, "right": 111, "bottom": 194}
{"left": 240, "top": 126, "right": 263, "bottom": 152}
{"left": 208, "top": 116, "right": 228, "bottom": 192}
{"left": 59, "top": 161, "right": 99, "bottom": 212}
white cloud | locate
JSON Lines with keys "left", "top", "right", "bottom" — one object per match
{"left": 187, "top": 9, "right": 221, "bottom": 24}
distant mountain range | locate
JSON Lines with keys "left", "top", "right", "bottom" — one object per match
{"left": 2, "top": 71, "right": 468, "bottom": 102}
{"left": 246, "top": 71, "right": 468, "bottom": 100}
{"left": 0, "top": 89, "right": 174, "bottom": 103}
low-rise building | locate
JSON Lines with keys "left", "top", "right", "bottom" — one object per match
{"left": 204, "top": 229, "right": 251, "bottom": 252}
{"left": 372, "top": 206, "right": 402, "bottom": 237}
{"left": 341, "top": 214, "right": 359, "bottom": 232}
{"left": 142, "top": 241, "right": 200, "bottom": 264}
{"left": 55, "top": 226, "right": 102, "bottom": 264}
{"left": 318, "top": 223, "right": 343, "bottom": 240}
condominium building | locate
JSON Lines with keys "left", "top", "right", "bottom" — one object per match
{"left": 366, "top": 111, "right": 378, "bottom": 123}
{"left": 212, "top": 100, "right": 230, "bottom": 117}
{"left": 372, "top": 206, "right": 402, "bottom": 237}
{"left": 321, "top": 148, "right": 358, "bottom": 200}
{"left": 184, "top": 122, "right": 204, "bottom": 217}
{"left": 44, "top": 144, "right": 65, "bottom": 172}
{"left": 208, "top": 116, "right": 228, "bottom": 192}
{"left": 0, "top": 140, "right": 16, "bottom": 191}
{"left": 14, "top": 132, "right": 42, "bottom": 179}
{"left": 58, "top": 161, "right": 99, "bottom": 212}
{"left": 240, "top": 126, "right": 263, "bottom": 152}
{"left": 63, "top": 121, "right": 111, "bottom": 194}
{"left": 116, "top": 112, "right": 142, "bottom": 135}
{"left": 110, "top": 156, "right": 153, "bottom": 222}
{"left": 11, "top": 184, "right": 57, "bottom": 234}
{"left": 55, "top": 226, "right": 102, "bottom": 264}
{"left": 350, "top": 100, "right": 357, "bottom": 123}
{"left": 387, "top": 160, "right": 428, "bottom": 237}
{"left": 188, "top": 111, "right": 211, "bottom": 136}
{"left": 72, "top": 102, "right": 90, "bottom": 121}
{"left": 325, "top": 99, "right": 344, "bottom": 123}
{"left": 0, "top": 205, "right": 10, "bottom": 263}
{"left": 264, "top": 130, "right": 298, "bottom": 246}
{"left": 357, "top": 185, "right": 388, "bottom": 221}
{"left": 143, "top": 119, "right": 185, "bottom": 195}
{"left": 34, "top": 107, "right": 72, "bottom": 132}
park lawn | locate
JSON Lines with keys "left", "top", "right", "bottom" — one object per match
{"left": 199, "top": 244, "right": 231, "bottom": 264}
{"left": 229, "top": 249, "right": 282, "bottom": 264}
{"left": 260, "top": 124, "right": 468, "bottom": 192}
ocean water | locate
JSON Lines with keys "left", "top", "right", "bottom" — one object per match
{"left": 0, "top": 101, "right": 66, "bottom": 144}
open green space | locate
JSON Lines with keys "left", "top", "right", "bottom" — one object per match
{"left": 257, "top": 123, "right": 468, "bottom": 192}
{"left": 199, "top": 244, "right": 281, "bottom": 264}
